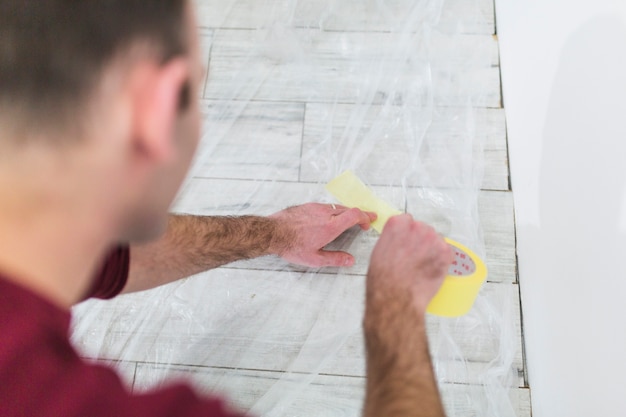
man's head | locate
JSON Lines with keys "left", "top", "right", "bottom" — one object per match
{"left": 0, "top": 0, "right": 203, "bottom": 243}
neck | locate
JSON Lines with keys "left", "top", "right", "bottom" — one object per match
{"left": 0, "top": 174, "right": 116, "bottom": 310}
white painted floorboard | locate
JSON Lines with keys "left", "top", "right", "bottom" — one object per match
{"left": 193, "top": 0, "right": 496, "bottom": 35}
{"left": 133, "top": 364, "right": 530, "bottom": 417}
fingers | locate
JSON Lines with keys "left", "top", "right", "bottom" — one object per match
{"left": 363, "top": 210, "right": 378, "bottom": 226}
{"left": 382, "top": 213, "right": 414, "bottom": 231}
{"left": 378, "top": 214, "right": 446, "bottom": 258}
{"left": 328, "top": 204, "right": 377, "bottom": 221}
{"left": 332, "top": 207, "right": 377, "bottom": 233}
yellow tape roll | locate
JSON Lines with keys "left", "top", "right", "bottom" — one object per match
{"left": 326, "top": 171, "right": 488, "bottom": 317}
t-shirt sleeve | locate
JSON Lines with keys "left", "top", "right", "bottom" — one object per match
{"left": 85, "top": 246, "right": 130, "bottom": 300}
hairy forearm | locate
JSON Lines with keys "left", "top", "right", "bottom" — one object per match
{"left": 122, "top": 203, "right": 376, "bottom": 293}
{"left": 363, "top": 292, "right": 446, "bottom": 417}
{"left": 124, "top": 214, "right": 284, "bottom": 293}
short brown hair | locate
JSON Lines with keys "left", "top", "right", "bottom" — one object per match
{"left": 0, "top": 0, "right": 188, "bottom": 141}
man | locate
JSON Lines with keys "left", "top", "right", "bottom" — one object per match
{"left": 0, "top": 1, "right": 452, "bottom": 416}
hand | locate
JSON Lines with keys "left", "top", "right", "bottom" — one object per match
{"left": 367, "top": 214, "right": 452, "bottom": 312}
{"left": 269, "top": 203, "right": 377, "bottom": 267}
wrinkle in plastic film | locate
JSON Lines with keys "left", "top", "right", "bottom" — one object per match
{"left": 71, "top": 1, "right": 521, "bottom": 416}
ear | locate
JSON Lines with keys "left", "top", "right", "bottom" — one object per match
{"left": 131, "top": 58, "right": 190, "bottom": 164}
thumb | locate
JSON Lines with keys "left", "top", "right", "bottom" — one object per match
{"left": 315, "top": 250, "right": 355, "bottom": 267}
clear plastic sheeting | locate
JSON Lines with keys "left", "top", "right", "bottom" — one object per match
{"left": 71, "top": 0, "right": 526, "bottom": 416}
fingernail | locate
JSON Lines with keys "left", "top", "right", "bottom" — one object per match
{"left": 344, "top": 257, "right": 354, "bottom": 266}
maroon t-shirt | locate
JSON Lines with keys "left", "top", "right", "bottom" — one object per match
{"left": 0, "top": 247, "right": 243, "bottom": 417}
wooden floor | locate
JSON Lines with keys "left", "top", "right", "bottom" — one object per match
{"left": 71, "top": 1, "right": 530, "bottom": 415}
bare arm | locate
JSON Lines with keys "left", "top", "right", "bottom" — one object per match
{"left": 124, "top": 203, "right": 376, "bottom": 293}
{"left": 363, "top": 215, "right": 452, "bottom": 417}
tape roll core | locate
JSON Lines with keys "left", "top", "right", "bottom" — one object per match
{"left": 449, "top": 244, "right": 476, "bottom": 276}
{"left": 426, "top": 238, "right": 488, "bottom": 317}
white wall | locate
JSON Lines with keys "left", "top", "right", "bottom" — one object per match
{"left": 494, "top": 1, "right": 626, "bottom": 416}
